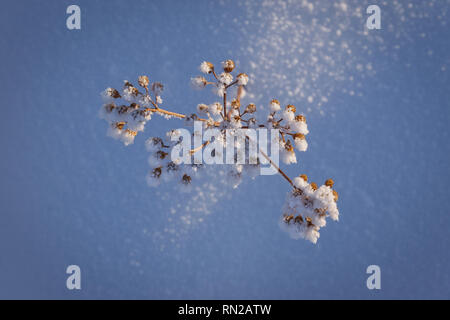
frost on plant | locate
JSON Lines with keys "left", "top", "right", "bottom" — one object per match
{"left": 98, "top": 59, "right": 340, "bottom": 243}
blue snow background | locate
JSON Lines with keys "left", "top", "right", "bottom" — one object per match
{"left": 0, "top": 0, "right": 449, "bottom": 299}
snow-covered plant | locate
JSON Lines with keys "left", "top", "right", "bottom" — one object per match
{"left": 99, "top": 59, "right": 340, "bottom": 244}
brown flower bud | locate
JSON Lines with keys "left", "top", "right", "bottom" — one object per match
{"left": 118, "top": 105, "right": 128, "bottom": 114}
{"left": 271, "top": 99, "right": 280, "bottom": 105}
{"left": 293, "top": 133, "right": 305, "bottom": 140}
{"left": 104, "top": 103, "right": 115, "bottom": 113}
{"left": 125, "top": 129, "right": 137, "bottom": 136}
{"left": 167, "top": 162, "right": 178, "bottom": 172}
{"left": 333, "top": 190, "right": 339, "bottom": 202}
{"left": 182, "top": 174, "right": 192, "bottom": 185}
{"left": 129, "top": 103, "right": 140, "bottom": 110}
{"left": 231, "top": 99, "right": 240, "bottom": 109}
{"left": 222, "top": 59, "right": 235, "bottom": 73}
{"left": 124, "top": 82, "right": 139, "bottom": 96}
{"left": 197, "top": 104, "right": 209, "bottom": 113}
{"left": 300, "top": 174, "right": 308, "bottom": 182}
{"left": 236, "top": 73, "right": 249, "bottom": 85}
{"left": 138, "top": 75, "right": 149, "bottom": 88}
{"left": 156, "top": 150, "right": 169, "bottom": 159}
{"left": 285, "top": 140, "right": 294, "bottom": 152}
{"left": 284, "top": 214, "right": 294, "bottom": 224}
{"left": 294, "top": 215, "right": 304, "bottom": 224}
{"left": 150, "top": 137, "right": 163, "bottom": 149}
{"left": 325, "top": 179, "right": 334, "bottom": 188}
{"left": 152, "top": 167, "right": 162, "bottom": 178}
{"left": 295, "top": 114, "right": 306, "bottom": 122}
{"left": 108, "top": 88, "right": 121, "bottom": 98}
{"left": 310, "top": 182, "right": 318, "bottom": 191}
{"left": 286, "top": 104, "right": 296, "bottom": 113}
{"left": 292, "top": 188, "right": 303, "bottom": 197}
{"left": 151, "top": 82, "right": 164, "bottom": 94}
{"left": 201, "top": 62, "right": 214, "bottom": 74}
{"left": 245, "top": 103, "right": 256, "bottom": 113}
{"left": 115, "top": 122, "right": 126, "bottom": 130}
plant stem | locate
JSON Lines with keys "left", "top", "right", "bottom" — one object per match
{"left": 146, "top": 105, "right": 295, "bottom": 189}
{"left": 223, "top": 91, "right": 227, "bottom": 121}
{"left": 258, "top": 147, "right": 295, "bottom": 188}
{"left": 189, "top": 140, "right": 210, "bottom": 155}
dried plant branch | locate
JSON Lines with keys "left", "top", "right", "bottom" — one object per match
{"left": 98, "top": 59, "right": 340, "bottom": 244}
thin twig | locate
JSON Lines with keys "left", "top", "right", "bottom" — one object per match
{"left": 223, "top": 91, "right": 227, "bottom": 121}
{"left": 258, "top": 147, "right": 295, "bottom": 188}
{"left": 189, "top": 140, "right": 210, "bottom": 155}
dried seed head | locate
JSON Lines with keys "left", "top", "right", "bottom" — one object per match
{"left": 271, "top": 99, "right": 280, "bottom": 105}
{"left": 222, "top": 59, "right": 235, "bottom": 73}
{"left": 286, "top": 104, "right": 296, "bottom": 113}
{"left": 219, "top": 72, "right": 233, "bottom": 85}
{"left": 293, "top": 133, "right": 305, "bottom": 140}
{"left": 305, "top": 217, "right": 314, "bottom": 227}
{"left": 294, "top": 215, "right": 304, "bottom": 224}
{"left": 231, "top": 99, "right": 240, "bottom": 109}
{"left": 185, "top": 113, "right": 199, "bottom": 124}
{"left": 156, "top": 150, "right": 168, "bottom": 160}
{"left": 123, "top": 82, "right": 139, "bottom": 96}
{"left": 201, "top": 118, "right": 213, "bottom": 129}
{"left": 210, "top": 102, "right": 222, "bottom": 114}
{"left": 197, "top": 103, "right": 209, "bottom": 113}
{"left": 292, "top": 188, "right": 303, "bottom": 197}
{"left": 333, "top": 190, "right": 339, "bottom": 202}
{"left": 125, "top": 129, "right": 137, "bottom": 136}
{"left": 118, "top": 105, "right": 128, "bottom": 114}
{"left": 269, "top": 99, "right": 281, "bottom": 112}
{"left": 104, "top": 103, "right": 115, "bottom": 113}
{"left": 191, "top": 76, "right": 208, "bottom": 89}
{"left": 182, "top": 174, "right": 192, "bottom": 185}
{"left": 245, "top": 103, "right": 256, "bottom": 113}
{"left": 325, "top": 179, "right": 334, "bottom": 188}
{"left": 152, "top": 167, "right": 162, "bottom": 178}
{"left": 200, "top": 61, "right": 214, "bottom": 74}
{"left": 115, "top": 122, "right": 126, "bottom": 130}
{"left": 300, "top": 174, "right": 308, "bottom": 182}
{"left": 138, "top": 75, "right": 149, "bottom": 88}
{"left": 126, "top": 86, "right": 139, "bottom": 97}
{"left": 285, "top": 140, "right": 294, "bottom": 152}
{"left": 147, "top": 137, "right": 163, "bottom": 150}
{"left": 284, "top": 214, "right": 294, "bottom": 224}
{"left": 129, "top": 103, "right": 139, "bottom": 110}
{"left": 310, "top": 182, "right": 318, "bottom": 191}
{"left": 167, "top": 161, "right": 178, "bottom": 172}
{"left": 151, "top": 82, "right": 164, "bottom": 94}
{"left": 236, "top": 73, "right": 249, "bottom": 86}
{"left": 106, "top": 88, "right": 121, "bottom": 99}
{"left": 295, "top": 114, "right": 306, "bottom": 122}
